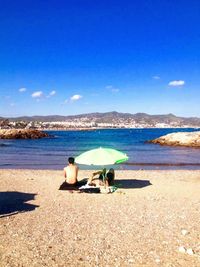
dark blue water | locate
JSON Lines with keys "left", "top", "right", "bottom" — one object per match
{"left": 0, "top": 128, "right": 200, "bottom": 170}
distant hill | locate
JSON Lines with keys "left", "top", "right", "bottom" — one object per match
{"left": 2, "top": 111, "right": 200, "bottom": 127}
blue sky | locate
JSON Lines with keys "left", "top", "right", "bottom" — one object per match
{"left": 0, "top": 0, "right": 200, "bottom": 117}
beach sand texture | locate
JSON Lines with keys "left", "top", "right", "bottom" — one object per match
{"left": 0, "top": 170, "right": 200, "bottom": 267}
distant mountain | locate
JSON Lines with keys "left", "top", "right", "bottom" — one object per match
{"left": 2, "top": 111, "right": 200, "bottom": 127}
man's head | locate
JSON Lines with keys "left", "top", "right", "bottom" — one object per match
{"left": 68, "top": 157, "right": 75, "bottom": 164}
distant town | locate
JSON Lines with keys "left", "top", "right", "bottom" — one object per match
{"left": 1, "top": 112, "right": 200, "bottom": 130}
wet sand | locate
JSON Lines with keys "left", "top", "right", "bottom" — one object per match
{"left": 0, "top": 169, "right": 200, "bottom": 266}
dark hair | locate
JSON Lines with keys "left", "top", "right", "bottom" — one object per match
{"left": 68, "top": 157, "right": 75, "bottom": 164}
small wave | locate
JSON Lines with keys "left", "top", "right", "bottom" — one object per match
{"left": 0, "top": 162, "right": 63, "bottom": 166}
{"left": 0, "top": 143, "right": 10, "bottom": 147}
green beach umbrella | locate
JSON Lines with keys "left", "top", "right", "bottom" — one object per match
{"left": 75, "top": 147, "right": 128, "bottom": 166}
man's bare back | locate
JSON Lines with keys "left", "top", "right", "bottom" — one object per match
{"left": 64, "top": 157, "right": 79, "bottom": 184}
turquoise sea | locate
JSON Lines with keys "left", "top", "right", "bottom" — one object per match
{"left": 0, "top": 128, "right": 200, "bottom": 170}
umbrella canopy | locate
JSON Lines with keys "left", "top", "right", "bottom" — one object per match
{"left": 75, "top": 147, "right": 128, "bottom": 166}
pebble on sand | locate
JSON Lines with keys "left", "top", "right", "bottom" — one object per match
{"left": 181, "top": 229, "right": 189, "bottom": 236}
{"left": 178, "top": 246, "right": 186, "bottom": 253}
{"left": 155, "top": 258, "right": 161, "bottom": 263}
{"left": 186, "top": 248, "right": 194, "bottom": 255}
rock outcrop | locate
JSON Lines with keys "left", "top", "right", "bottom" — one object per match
{"left": 149, "top": 131, "right": 200, "bottom": 147}
{"left": 0, "top": 129, "right": 50, "bottom": 139}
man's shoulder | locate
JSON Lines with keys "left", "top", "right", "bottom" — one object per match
{"left": 64, "top": 164, "right": 78, "bottom": 170}
{"left": 72, "top": 164, "right": 79, "bottom": 171}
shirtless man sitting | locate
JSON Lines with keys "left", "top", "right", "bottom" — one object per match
{"left": 63, "top": 157, "right": 79, "bottom": 185}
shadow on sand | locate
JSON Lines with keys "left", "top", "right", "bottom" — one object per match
{"left": 114, "top": 179, "right": 152, "bottom": 189}
{"left": 0, "top": 191, "right": 39, "bottom": 218}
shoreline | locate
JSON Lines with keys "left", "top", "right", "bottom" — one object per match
{"left": 1, "top": 162, "right": 200, "bottom": 171}
{"left": 1, "top": 126, "right": 200, "bottom": 131}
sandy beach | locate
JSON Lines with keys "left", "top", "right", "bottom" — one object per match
{"left": 0, "top": 169, "right": 200, "bottom": 267}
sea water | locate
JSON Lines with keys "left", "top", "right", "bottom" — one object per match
{"left": 0, "top": 128, "right": 200, "bottom": 170}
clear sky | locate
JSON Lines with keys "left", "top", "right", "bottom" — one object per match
{"left": 0, "top": 0, "right": 200, "bottom": 117}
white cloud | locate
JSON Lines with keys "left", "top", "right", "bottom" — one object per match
{"left": 111, "top": 88, "right": 119, "bottom": 93}
{"left": 70, "top": 94, "right": 82, "bottom": 101}
{"left": 31, "top": 91, "right": 43, "bottom": 98}
{"left": 152, "top": 76, "right": 160, "bottom": 80}
{"left": 106, "top": 85, "right": 120, "bottom": 93}
{"left": 105, "top": 85, "right": 113, "bottom": 89}
{"left": 10, "top": 103, "right": 15, "bottom": 107}
{"left": 19, "top": 87, "right": 27, "bottom": 92}
{"left": 168, "top": 80, "right": 185, "bottom": 87}
{"left": 46, "top": 90, "right": 56, "bottom": 98}
{"left": 49, "top": 90, "right": 56, "bottom": 96}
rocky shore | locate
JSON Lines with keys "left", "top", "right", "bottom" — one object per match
{"left": 0, "top": 129, "right": 50, "bottom": 139}
{"left": 150, "top": 131, "right": 200, "bottom": 147}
